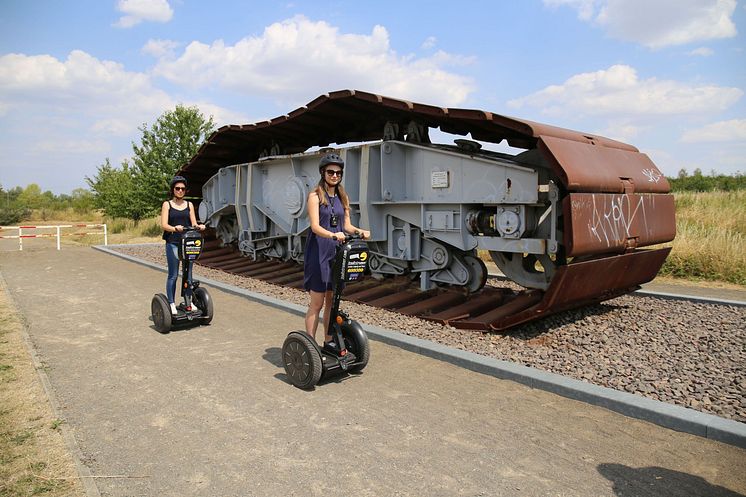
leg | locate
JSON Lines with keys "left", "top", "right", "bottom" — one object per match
{"left": 165, "top": 243, "right": 179, "bottom": 304}
{"left": 322, "top": 290, "right": 334, "bottom": 343}
{"left": 305, "top": 290, "right": 325, "bottom": 340}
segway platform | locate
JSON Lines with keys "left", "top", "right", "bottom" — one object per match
{"left": 282, "top": 235, "right": 371, "bottom": 389}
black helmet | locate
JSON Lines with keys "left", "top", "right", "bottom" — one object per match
{"left": 170, "top": 175, "right": 187, "bottom": 189}
{"left": 319, "top": 153, "right": 344, "bottom": 173}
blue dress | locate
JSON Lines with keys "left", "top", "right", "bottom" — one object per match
{"left": 304, "top": 193, "right": 344, "bottom": 292}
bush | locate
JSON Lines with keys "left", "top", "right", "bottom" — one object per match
{"left": 0, "top": 207, "right": 30, "bottom": 225}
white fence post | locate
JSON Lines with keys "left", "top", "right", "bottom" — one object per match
{"left": 56, "top": 226, "right": 61, "bottom": 250}
{"left": 19, "top": 226, "right": 22, "bottom": 251}
{"left": 103, "top": 223, "right": 108, "bottom": 245}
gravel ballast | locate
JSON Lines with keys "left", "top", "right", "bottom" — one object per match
{"left": 114, "top": 244, "right": 746, "bottom": 424}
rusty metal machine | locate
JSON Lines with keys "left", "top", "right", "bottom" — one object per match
{"left": 180, "top": 90, "right": 676, "bottom": 330}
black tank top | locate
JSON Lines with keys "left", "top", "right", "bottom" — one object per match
{"left": 162, "top": 201, "right": 191, "bottom": 243}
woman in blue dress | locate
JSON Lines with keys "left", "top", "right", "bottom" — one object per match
{"left": 304, "top": 153, "right": 370, "bottom": 351}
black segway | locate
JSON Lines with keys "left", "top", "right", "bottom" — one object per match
{"left": 282, "top": 233, "right": 370, "bottom": 389}
{"left": 151, "top": 227, "right": 214, "bottom": 333}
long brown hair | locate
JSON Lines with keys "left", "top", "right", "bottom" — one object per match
{"left": 314, "top": 179, "right": 350, "bottom": 211}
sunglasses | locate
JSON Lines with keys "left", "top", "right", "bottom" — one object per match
{"left": 325, "top": 170, "right": 343, "bottom": 177}
{"left": 174, "top": 186, "right": 186, "bottom": 191}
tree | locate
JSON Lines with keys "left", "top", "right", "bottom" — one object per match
{"left": 17, "top": 183, "right": 44, "bottom": 209}
{"left": 130, "top": 105, "right": 215, "bottom": 218}
{"left": 86, "top": 105, "right": 215, "bottom": 219}
{"left": 86, "top": 159, "right": 136, "bottom": 218}
{"left": 71, "top": 188, "right": 95, "bottom": 214}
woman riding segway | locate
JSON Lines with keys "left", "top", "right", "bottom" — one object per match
{"left": 150, "top": 176, "right": 214, "bottom": 333}
{"left": 303, "top": 154, "right": 370, "bottom": 351}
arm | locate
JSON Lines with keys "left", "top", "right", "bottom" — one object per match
{"left": 308, "top": 193, "right": 346, "bottom": 241}
{"left": 343, "top": 208, "right": 370, "bottom": 239}
{"left": 188, "top": 202, "right": 205, "bottom": 231}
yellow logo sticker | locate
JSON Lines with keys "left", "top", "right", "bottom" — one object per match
{"left": 359, "top": 251, "right": 368, "bottom": 261}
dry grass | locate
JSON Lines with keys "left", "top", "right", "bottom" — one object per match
{"left": 659, "top": 191, "right": 746, "bottom": 286}
{"left": 0, "top": 283, "right": 84, "bottom": 497}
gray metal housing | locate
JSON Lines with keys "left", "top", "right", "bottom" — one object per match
{"left": 199, "top": 140, "right": 560, "bottom": 292}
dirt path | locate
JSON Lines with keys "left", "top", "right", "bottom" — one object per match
{"left": 1, "top": 246, "right": 744, "bottom": 497}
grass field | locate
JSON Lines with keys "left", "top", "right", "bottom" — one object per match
{"left": 658, "top": 190, "right": 746, "bottom": 286}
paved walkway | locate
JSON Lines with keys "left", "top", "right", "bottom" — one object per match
{"left": 1, "top": 246, "right": 745, "bottom": 497}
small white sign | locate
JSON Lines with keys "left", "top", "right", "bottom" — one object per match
{"left": 431, "top": 170, "right": 449, "bottom": 188}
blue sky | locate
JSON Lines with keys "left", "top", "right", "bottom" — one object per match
{"left": 1, "top": 0, "right": 745, "bottom": 194}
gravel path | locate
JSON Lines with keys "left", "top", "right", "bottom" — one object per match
{"left": 115, "top": 244, "right": 746, "bottom": 423}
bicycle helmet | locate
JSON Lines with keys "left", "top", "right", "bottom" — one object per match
{"left": 319, "top": 153, "right": 344, "bottom": 174}
{"left": 170, "top": 175, "right": 187, "bottom": 194}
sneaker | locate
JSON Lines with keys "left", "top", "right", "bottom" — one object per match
{"left": 322, "top": 341, "right": 340, "bottom": 354}
{"left": 169, "top": 303, "right": 178, "bottom": 315}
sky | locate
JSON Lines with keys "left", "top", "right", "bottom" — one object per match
{"left": 1, "top": 0, "right": 745, "bottom": 194}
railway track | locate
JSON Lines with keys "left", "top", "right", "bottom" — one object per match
{"left": 197, "top": 240, "right": 615, "bottom": 331}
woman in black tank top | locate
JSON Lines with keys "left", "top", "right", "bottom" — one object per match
{"left": 160, "top": 176, "right": 205, "bottom": 314}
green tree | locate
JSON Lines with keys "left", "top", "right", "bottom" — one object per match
{"left": 71, "top": 188, "right": 95, "bottom": 214}
{"left": 130, "top": 105, "right": 215, "bottom": 218}
{"left": 86, "top": 159, "right": 136, "bottom": 218}
{"left": 17, "top": 184, "right": 44, "bottom": 209}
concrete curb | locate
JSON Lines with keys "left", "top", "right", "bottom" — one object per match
{"left": 95, "top": 244, "right": 746, "bottom": 450}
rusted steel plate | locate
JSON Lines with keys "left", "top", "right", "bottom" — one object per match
{"left": 452, "top": 291, "right": 542, "bottom": 330}
{"left": 538, "top": 136, "right": 670, "bottom": 194}
{"left": 198, "top": 247, "right": 235, "bottom": 261}
{"left": 563, "top": 193, "right": 676, "bottom": 257}
{"left": 490, "top": 248, "right": 671, "bottom": 330}
{"left": 424, "top": 290, "right": 508, "bottom": 326}
{"left": 266, "top": 272, "right": 306, "bottom": 285}
{"left": 199, "top": 252, "right": 242, "bottom": 265}
{"left": 215, "top": 259, "right": 256, "bottom": 272}
{"left": 344, "top": 282, "right": 411, "bottom": 303}
{"left": 395, "top": 291, "right": 467, "bottom": 316}
{"left": 259, "top": 266, "right": 303, "bottom": 279}
{"left": 365, "top": 289, "right": 432, "bottom": 308}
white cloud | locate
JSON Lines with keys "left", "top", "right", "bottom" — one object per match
{"left": 0, "top": 50, "right": 168, "bottom": 120}
{"left": 151, "top": 16, "right": 474, "bottom": 107}
{"left": 543, "top": 0, "right": 737, "bottom": 48}
{"left": 508, "top": 64, "right": 742, "bottom": 118}
{"left": 680, "top": 119, "right": 746, "bottom": 142}
{"left": 142, "top": 39, "right": 181, "bottom": 58}
{"left": 115, "top": 0, "right": 173, "bottom": 28}
{"left": 543, "top": 0, "right": 597, "bottom": 20}
{"left": 422, "top": 36, "right": 437, "bottom": 49}
{"left": 687, "top": 47, "right": 714, "bottom": 56}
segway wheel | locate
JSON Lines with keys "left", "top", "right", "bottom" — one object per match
{"left": 151, "top": 294, "right": 172, "bottom": 334}
{"left": 342, "top": 320, "right": 370, "bottom": 373}
{"left": 194, "top": 287, "right": 213, "bottom": 324}
{"left": 282, "top": 332, "right": 322, "bottom": 389}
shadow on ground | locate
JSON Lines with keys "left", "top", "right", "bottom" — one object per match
{"left": 598, "top": 463, "right": 746, "bottom": 497}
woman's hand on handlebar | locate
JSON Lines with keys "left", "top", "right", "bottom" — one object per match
{"left": 198, "top": 224, "right": 206, "bottom": 231}
{"left": 175, "top": 225, "right": 184, "bottom": 232}
{"left": 333, "top": 232, "right": 347, "bottom": 243}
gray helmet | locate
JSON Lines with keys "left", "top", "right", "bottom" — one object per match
{"left": 319, "top": 153, "right": 344, "bottom": 174}
{"left": 170, "top": 175, "right": 187, "bottom": 193}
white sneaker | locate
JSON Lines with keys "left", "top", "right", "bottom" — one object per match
{"left": 169, "top": 303, "right": 178, "bottom": 315}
